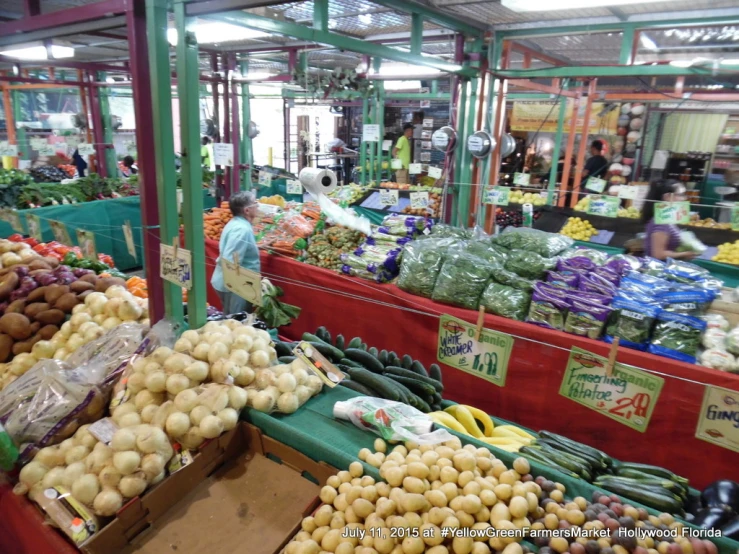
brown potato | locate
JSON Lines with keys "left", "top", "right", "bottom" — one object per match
{"left": 37, "top": 325, "right": 59, "bottom": 340}
{"left": 44, "top": 285, "right": 70, "bottom": 305}
{"left": 0, "top": 312, "right": 32, "bottom": 340}
{"left": 24, "top": 302, "right": 51, "bottom": 319}
{"left": 6, "top": 299, "right": 27, "bottom": 314}
{"left": 43, "top": 257, "right": 59, "bottom": 268}
{"left": 70, "top": 281, "right": 95, "bottom": 294}
{"left": 79, "top": 274, "right": 98, "bottom": 285}
{"left": 34, "top": 309, "right": 66, "bottom": 326}
{"left": 0, "top": 334, "right": 12, "bottom": 362}
{"left": 95, "top": 277, "right": 126, "bottom": 293}
{"left": 0, "top": 272, "right": 19, "bottom": 301}
{"left": 29, "top": 321, "right": 40, "bottom": 335}
{"left": 27, "top": 286, "right": 48, "bottom": 303}
{"left": 28, "top": 259, "right": 52, "bottom": 271}
{"left": 12, "top": 334, "right": 41, "bottom": 355}
{"left": 77, "top": 290, "right": 94, "bottom": 301}
{"left": 54, "top": 293, "right": 80, "bottom": 313}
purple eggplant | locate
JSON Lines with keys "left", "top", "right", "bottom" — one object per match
{"left": 691, "top": 506, "right": 735, "bottom": 530}
{"left": 720, "top": 514, "right": 739, "bottom": 540}
{"left": 702, "top": 480, "right": 739, "bottom": 512}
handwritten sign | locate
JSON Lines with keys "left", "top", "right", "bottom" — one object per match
{"left": 122, "top": 221, "right": 137, "bottom": 260}
{"left": 409, "top": 163, "right": 422, "bottom": 175}
{"left": 618, "top": 185, "right": 639, "bottom": 200}
{"left": 379, "top": 189, "right": 398, "bottom": 207}
{"left": 428, "top": 166, "right": 443, "bottom": 180}
{"left": 363, "top": 124, "right": 380, "bottom": 142}
{"left": 76, "top": 230, "right": 97, "bottom": 259}
{"left": 655, "top": 201, "right": 690, "bottom": 225}
{"left": 286, "top": 179, "right": 302, "bottom": 195}
{"left": 0, "top": 144, "right": 18, "bottom": 157}
{"left": 1, "top": 209, "right": 23, "bottom": 233}
{"left": 65, "top": 136, "right": 81, "bottom": 148}
{"left": 160, "top": 244, "right": 192, "bottom": 290}
{"left": 49, "top": 220, "right": 71, "bottom": 246}
{"left": 484, "top": 186, "right": 510, "bottom": 206}
{"left": 258, "top": 171, "right": 272, "bottom": 187}
{"left": 213, "top": 143, "right": 233, "bottom": 166}
{"left": 409, "top": 191, "right": 429, "bottom": 209}
{"left": 38, "top": 145, "right": 55, "bottom": 157}
{"left": 695, "top": 385, "right": 739, "bottom": 453}
{"left": 30, "top": 137, "right": 47, "bottom": 150}
{"left": 221, "top": 258, "right": 262, "bottom": 304}
{"left": 513, "top": 172, "right": 530, "bottom": 186}
{"left": 559, "top": 347, "right": 664, "bottom": 433}
{"left": 437, "top": 315, "right": 513, "bottom": 387}
{"left": 585, "top": 177, "right": 607, "bottom": 193}
{"left": 78, "top": 143, "right": 95, "bottom": 156}
{"left": 24, "top": 214, "right": 42, "bottom": 241}
{"left": 587, "top": 195, "right": 620, "bottom": 218}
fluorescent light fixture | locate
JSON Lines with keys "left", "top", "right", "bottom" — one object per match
{"left": 383, "top": 80, "right": 422, "bottom": 90}
{"left": 371, "top": 63, "right": 453, "bottom": 77}
{"left": 640, "top": 34, "right": 658, "bottom": 51}
{"left": 167, "top": 22, "right": 269, "bottom": 46}
{"left": 358, "top": 13, "right": 372, "bottom": 25}
{"left": 502, "top": 0, "right": 671, "bottom": 11}
{"left": 669, "top": 60, "right": 694, "bottom": 68}
{"left": 0, "top": 44, "right": 73, "bottom": 60}
{"left": 721, "top": 59, "right": 739, "bottom": 65}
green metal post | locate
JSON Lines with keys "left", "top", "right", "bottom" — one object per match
{"left": 547, "top": 80, "right": 569, "bottom": 206}
{"left": 97, "top": 71, "right": 118, "bottom": 177}
{"left": 431, "top": 80, "right": 438, "bottom": 94}
{"left": 369, "top": 98, "right": 375, "bottom": 186}
{"left": 13, "top": 91, "right": 27, "bottom": 163}
{"left": 240, "top": 59, "right": 253, "bottom": 189}
{"left": 374, "top": 58, "right": 385, "bottom": 181}
{"left": 146, "top": 0, "right": 183, "bottom": 324}
{"left": 481, "top": 34, "right": 503, "bottom": 189}
{"left": 174, "top": 1, "right": 207, "bottom": 328}
{"left": 359, "top": 95, "right": 369, "bottom": 185}
{"left": 451, "top": 80, "right": 468, "bottom": 227}
{"left": 313, "top": 0, "right": 329, "bottom": 32}
{"left": 620, "top": 25, "right": 636, "bottom": 65}
{"left": 411, "top": 14, "right": 423, "bottom": 55}
{"left": 456, "top": 77, "right": 477, "bottom": 228}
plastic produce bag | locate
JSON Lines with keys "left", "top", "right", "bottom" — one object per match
{"left": 678, "top": 231, "right": 707, "bottom": 254}
{"left": 700, "top": 349, "right": 736, "bottom": 372}
{"left": 333, "top": 396, "right": 452, "bottom": 444}
{"left": 397, "top": 238, "right": 460, "bottom": 298}
{"left": 648, "top": 311, "right": 706, "bottom": 363}
{"left": 703, "top": 328, "right": 728, "bottom": 349}
{"left": 493, "top": 227, "right": 573, "bottom": 257}
{"left": 657, "top": 290, "right": 714, "bottom": 316}
{"left": 341, "top": 264, "right": 393, "bottom": 283}
{"left": 702, "top": 313, "right": 730, "bottom": 331}
{"left": 427, "top": 223, "right": 470, "bottom": 240}
{"left": 432, "top": 252, "right": 495, "bottom": 309}
{"left": 481, "top": 282, "right": 531, "bottom": 321}
{"left": 604, "top": 254, "right": 642, "bottom": 276}
{"left": 640, "top": 257, "right": 667, "bottom": 277}
{"left": 526, "top": 284, "right": 570, "bottom": 330}
{"left": 605, "top": 298, "right": 659, "bottom": 351}
{"left": 664, "top": 258, "right": 710, "bottom": 284}
{"left": 560, "top": 247, "right": 608, "bottom": 265}
{"left": 504, "top": 250, "right": 556, "bottom": 280}
{"left": 366, "top": 231, "right": 413, "bottom": 247}
{"left": 462, "top": 240, "right": 507, "bottom": 267}
{"left": 354, "top": 243, "right": 402, "bottom": 266}
{"left": 491, "top": 267, "right": 535, "bottom": 292}
{"left": 378, "top": 214, "right": 431, "bottom": 237}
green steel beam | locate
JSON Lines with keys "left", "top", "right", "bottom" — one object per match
{"left": 241, "top": 60, "right": 253, "bottom": 189}
{"left": 619, "top": 25, "right": 635, "bottom": 65}
{"left": 281, "top": 89, "right": 450, "bottom": 101}
{"left": 146, "top": 0, "right": 183, "bottom": 325}
{"left": 431, "top": 80, "right": 438, "bottom": 94}
{"left": 359, "top": 95, "right": 369, "bottom": 185}
{"left": 313, "top": 0, "right": 328, "bottom": 33}
{"left": 410, "top": 14, "right": 423, "bottom": 55}
{"left": 206, "top": 12, "right": 476, "bottom": 77}
{"left": 371, "top": 0, "right": 482, "bottom": 37}
{"left": 480, "top": 34, "right": 503, "bottom": 191}
{"left": 12, "top": 90, "right": 26, "bottom": 163}
{"left": 175, "top": 2, "right": 207, "bottom": 328}
{"left": 451, "top": 79, "right": 468, "bottom": 227}
{"left": 547, "top": 80, "right": 569, "bottom": 206}
{"left": 97, "top": 71, "right": 118, "bottom": 177}
{"left": 374, "top": 58, "right": 384, "bottom": 181}
{"left": 457, "top": 77, "right": 477, "bottom": 228}
{"left": 495, "top": 64, "right": 739, "bottom": 79}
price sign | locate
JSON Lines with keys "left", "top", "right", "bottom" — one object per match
{"left": 38, "top": 145, "right": 55, "bottom": 156}
{"left": 437, "top": 314, "right": 513, "bottom": 388}
{"left": 559, "top": 347, "right": 664, "bottom": 432}
{"left": 0, "top": 144, "right": 18, "bottom": 157}
{"left": 122, "top": 221, "right": 137, "bottom": 260}
{"left": 286, "top": 179, "right": 302, "bottom": 195}
{"left": 363, "top": 124, "right": 380, "bottom": 142}
{"left": 65, "top": 136, "right": 81, "bottom": 148}
{"left": 78, "top": 143, "right": 95, "bottom": 156}
{"left": 50, "top": 220, "right": 71, "bottom": 245}
{"left": 409, "top": 163, "right": 422, "bottom": 175}
{"left": 409, "top": 191, "right": 429, "bottom": 209}
{"left": 695, "top": 385, "right": 739, "bottom": 453}
{"left": 160, "top": 243, "right": 192, "bottom": 290}
{"left": 30, "top": 137, "right": 46, "bottom": 150}
{"left": 258, "top": 171, "right": 272, "bottom": 187}
{"left": 484, "top": 186, "right": 510, "bottom": 206}
{"left": 585, "top": 177, "right": 607, "bottom": 193}
{"left": 221, "top": 256, "right": 262, "bottom": 304}
{"left": 2, "top": 209, "right": 23, "bottom": 233}
{"left": 428, "top": 166, "right": 443, "bottom": 180}
{"left": 423, "top": 118, "right": 434, "bottom": 128}
{"left": 76, "top": 229, "right": 98, "bottom": 259}
{"left": 513, "top": 172, "right": 530, "bottom": 186}
{"left": 379, "top": 189, "right": 398, "bottom": 207}
{"left": 213, "top": 143, "right": 233, "bottom": 166}
{"left": 618, "top": 185, "right": 639, "bottom": 200}
{"left": 587, "top": 195, "right": 620, "bottom": 218}
{"left": 655, "top": 201, "right": 690, "bottom": 225}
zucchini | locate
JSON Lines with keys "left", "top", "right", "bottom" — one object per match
{"left": 348, "top": 337, "right": 363, "bottom": 349}
{"left": 614, "top": 462, "right": 688, "bottom": 485}
{"left": 379, "top": 349, "right": 388, "bottom": 366}
{"left": 519, "top": 448, "right": 582, "bottom": 480}
{"left": 410, "top": 360, "right": 429, "bottom": 378}
{"left": 316, "top": 326, "right": 331, "bottom": 343}
{"left": 339, "top": 358, "right": 364, "bottom": 369}
{"left": 306, "top": 341, "right": 344, "bottom": 362}
{"left": 302, "top": 332, "right": 328, "bottom": 345}
{"left": 383, "top": 366, "right": 443, "bottom": 392}
{"left": 340, "top": 379, "right": 378, "bottom": 397}
{"left": 278, "top": 356, "right": 297, "bottom": 364}
{"left": 401, "top": 354, "right": 413, "bottom": 370}
{"left": 527, "top": 445, "right": 591, "bottom": 479}
{"left": 345, "top": 367, "right": 399, "bottom": 401}
{"left": 335, "top": 334, "right": 345, "bottom": 351}
{"left": 597, "top": 475, "right": 686, "bottom": 497}
{"left": 538, "top": 430, "right": 611, "bottom": 467}
{"left": 385, "top": 374, "right": 436, "bottom": 397}
{"left": 537, "top": 438, "right": 606, "bottom": 471}
{"left": 432, "top": 392, "right": 442, "bottom": 405}
{"left": 429, "top": 364, "right": 443, "bottom": 383}
{"left": 273, "top": 341, "right": 292, "bottom": 357}
{"left": 386, "top": 379, "right": 430, "bottom": 412}
{"left": 344, "top": 348, "right": 385, "bottom": 374}
{"left": 368, "top": 346, "right": 379, "bottom": 358}
{"left": 594, "top": 480, "right": 685, "bottom": 515}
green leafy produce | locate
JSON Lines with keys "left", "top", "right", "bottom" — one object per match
{"left": 648, "top": 312, "right": 705, "bottom": 362}
{"left": 481, "top": 282, "right": 531, "bottom": 321}
{"left": 527, "top": 300, "right": 566, "bottom": 330}
{"left": 397, "top": 237, "right": 460, "bottom": 298}
{"left": 492, "top": 227, "right": 572, "bottom": 257}
{"left": 504, "top": 250, "right": 556, "bottom": 280}
{"left": 425, "top": 223, "right": 470, "bottom": 240}
{"left": 462, "top": 240, "right": 507, "bottom": 266}
{"left": 490, "top": 267, "right": 535, "bottom": 291}
{"left": 431, "top": 252, "right": 494, "bottom": 310}
{"left": 605, "top": 299, "right": 658, "bottom": 349}
{"left": 564, "top": 310, "right": 605, "bottom": 339}
{"left": 0, "top": 169, "right": 33, "bottom": 208}
{"left": 255, "top": 279, "right": 301, "bottom": 328}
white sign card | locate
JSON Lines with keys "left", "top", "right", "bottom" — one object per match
{"left": 410, "top": 191, "right": 429, "bottom": 209}
{"left": 122, "top": 221, "right": 137, "bottom": 260}
{"left": 363, "top": 124, "right": 380, "bottom": 142}
{"left": 618, "top": 186, "right": 639, "bottom": 200}
{"left": 78, "top": 143, "right": 95, "bottom": 156}
{"left": 286, "top": 179, "right": 303, "bottom": 195}
{"left": 409, "top": 163, "right": 423, "bottom": 175}
{"left": 213, "top": 143, "right": 233, "bottom": 166}
{"left": 160, "top": 244, "right": 193, "bottom": 290}
{"left": 379, "top": 189, "right": 399, "bottom": 207}
{"left": 258, "top": 171, "right": 272, "bottom": 187}
{"left": 221, "top": 255, "right": 262, "bottom": 304}
{"left": 428, "top": 166, "right": 443, "bottom": 179}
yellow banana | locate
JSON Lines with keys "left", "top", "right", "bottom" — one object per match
{"left": 480, "top": 440, "right": 522, "bottom": 453}
{"left": 429, "top": 412, "right": 469, "bottom": 435}
{"left": 444, "top": 405, "right": 484, "bottom": 439}
{"left": 461, "top": 405, "right": 495, "bottom": 437}
{"left": 479, "top": 437, "right": 523, "bottom": 446}
{"left": 495, "top": 425, "right": 535, "bottom": 441}
{"left": 492, "top": 427, "right": 533, "bottom": 444}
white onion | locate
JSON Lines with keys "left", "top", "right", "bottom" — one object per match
{"left": 94, "top": 488, "right": 123, "bottom": 516}
{"left": 111, "top": 428, "right": 137, "bottom": 452}
{"left": 165, "top": 411, "right": 191, "bottom": 437}
{"left": 217, "top": 408, "right": 238, "bottom": 431}
{"left": 113, "top": 451, "right": 141, "bottom": 475}
{"left": 174, "top": 389, "right": 199, "bottom": 413}
{"left": 200, "top": 415, "right": 224, "bottom": 439}
{"left": 72, "top": 474, "right": 100, "bottom": 505}
{"left": 118, "top": 472, "right": 147, "bottom": 498}
{"left": 20, "top": 461, "right": 49, "bottom": 487}
{"left": 165, "top": 374, "right": 190, "bottom": 395}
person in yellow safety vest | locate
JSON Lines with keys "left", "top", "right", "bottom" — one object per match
{"left": 201, "top": 136, "right": 213, "bottom": 169}
{"left": 392, "top": 123, "right": 414, "bottom": 184}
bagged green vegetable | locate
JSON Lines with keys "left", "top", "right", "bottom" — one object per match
{"left": 491, "top": 267, "right": 535, "bottom": 292}
{"left": 648, "top": 311, "right": 706, "bottom": 363}
{"left": 481, "top": 282, "right": 531, "bottom": 321}
{"left": 462, "top": 240, "right": 507, "bottom": 267}
{"left": 504, "top": 250, "right": 556, "bottom": 280}
{"left": 432, "top": 252, "right": 494, "bottom": 309}
{"left": 397, "top": 238, "right": 461, "bottom": 298}
{"left": 427, "top": 223, "right": 470, "bottom": 240}
{"left": 604, "top": 297, "right": 659, "bottom": 351}
{"left": 492, "top": 227, "right": 573, "bottom": 258}
{"left": 560, "top": 247, "right": 609, "bottom": 266}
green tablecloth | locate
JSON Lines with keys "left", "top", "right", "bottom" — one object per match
{"left": 244, "top": 386, "right": 738, "bottom": 554}
{"left": 0, "top": 191, "right": 216, "bottom": 271}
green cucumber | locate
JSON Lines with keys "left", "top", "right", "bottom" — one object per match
{"left": 383, "top": 366, "right": 443, "bottom": 392}
{"left": 401, "top": 354, "right": 413, "bottom": 370}
{"left": 386, "top": 378, "right": 430, "bottom": 412}
{"left": 597, "top": 475, "right": 686, "bottom": 497}
{"left": 379, "top": 350, "right": 388, "bottom": 366}
{"left": 593, "top": 480, "right": 684, "bottom": 515}
{"left": 359, "top": 342, "right": 368, "bottom": 351}
{"left": 306, "top": 341, "right": 344, "bottom": 362}
{"left": 519, "top": 448, "right": 582, "bottom": 480}
{"left": 339, "top": 379, "right": 379, "bottom": 397}
{"left": 614, "top": 462, "right": 688, "bottom": 485}
{"left": 339, "top": 358, "right": 364, "bottom": 369}
{"left": 278, "top": 356, "right": 297, "bottom": 364}
{"left": 368, "top": 346, "right": 379, "bottom": 358}
{"left": 335, "top": 334, "right": 345, "bottom": 351}
{"left": 316, "top": 326, "right": 331, "bottom": 343}
{"left": 537, "top": 438, "right": 606, "bottom": 470}
{"left": 348, "top": 337, "right": 363, "bottom": 349}
{"left": 410, "top": 360, "right": 429, "bottom": 378}
{"left": 345, "top": 367, "right": 399, "bottom": 401}
{"left": 302, "top": 332, "right": 328, "bottom": 345}
{"left": 432, "top": 392, "right": 442, "bottom": 405}
{"left": 385, "top": 374, "right": 436, "bottom": 397}
{"left": 429, "top": 364, "right": 443, "bottom": 383}
{"left": 538, "top": 430, "right": 611, "bottom": 467}
{"left": 273, "top": 342, "right": 293, "bottom": 357}
{"left": 344, "top": 348, "right": 386, "bottom": 374}
{"left": 527, "top": 445, "right": 591, "bottom": 479}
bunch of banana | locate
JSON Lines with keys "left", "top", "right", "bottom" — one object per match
{"left": 428, "top": 405, "right": 535, "bottom": 452}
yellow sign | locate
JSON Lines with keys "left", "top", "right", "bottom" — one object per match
{"left": 695, "top": 385, "right": 739, "bottom": 453}
{"left": 511, "top": 101, "right": 620, "bottom": 134}
{"left": 221, "top": 257, "right": 262, "bottom": 305}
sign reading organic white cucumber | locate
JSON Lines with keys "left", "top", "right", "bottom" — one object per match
{"left": 437, "top": 314, "right": 513, "bottom": 387}
{"left": 559, "top": 347, "right": 664, "bottom": 433}
{"left": 695, "top": 385, "right": 739, "bottom": 453}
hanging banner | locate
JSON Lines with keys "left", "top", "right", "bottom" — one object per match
{"left": 511, "top": 101, "right": 620, "bottom": 134}
{"left": 695, "top": 385, "right": 739, "bottom": 453}
{"left": 1, "top": 209, "right": 24, "bottom": 233}
{"left": 160, "top": 244, "right": 192, "bottom": 290}
{"left": 213, "top": 143, "right": 233, "bottom": 166}
{"left": 76, "top": 230, "right": 97, "bottom": 259}
{"left": 437, "top": 314, "right": 513, "bottom": 388}
{"left": 654, "top": 201, "right": 690, "bottom": 225}
{"left": 559, "top": 347, "right": 664, "bottom": 433}
{"left": 379, "top": 189, "right": 398, "bottom": 207}
{"left": 50, "top": 220, "right": 72, "bottom": 246}
{"left": 409, "top": 191, "right": 429, "bottom": 209}
{"left": 484, "top": 186, "right": 510, "bottom": 206}
{"left": 221, "top": 258, "right": 262, "bottom": 305}
{"left": 26, "top": 214, "right": 43, "bottom": 241}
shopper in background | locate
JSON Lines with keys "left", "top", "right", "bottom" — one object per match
{"left": 392, "top": 123, "right": 414, "bottom": 184}
{"left": 201, "top": 136, "right": 213, "bottom": 169}
{"left": 641, "top": 179, "right": 696, "bottom": 261}
{"left": 211, "top": 191, "right": 261, "bottom": 314}
{"left": 582, "top": 139, "right": 608, "bottom": 179}
{"left": 121, "top": 155, "right": 138, "bottom": 177}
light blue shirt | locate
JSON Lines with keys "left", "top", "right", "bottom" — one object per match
{"left": 211, "top": 216, "right": 261, "bottom": 293}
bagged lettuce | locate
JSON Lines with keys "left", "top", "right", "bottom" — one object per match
{"left": 605, "top": 297, "right": 659, "bottom": 350}
{"left": 648, "top": 311, "right": 706, "bottom": 363}
{"left": 462, "top": 240, "right": 507, "bottom": 266}
{"left": 481, "top": 282, "right": 531, "bottom": 321}
{"left": 493, "top": 227, "right": 573, "bottom": 257}
{"left": 397, "top": 238, "right": 460, "bottom": 298}
{"left": 491, "top": 267, "right": 535, "bottom": 292}
{"left": 427, "top": 223, "right": 470, "bottom": 240}
{"left": 432, "top": 252, "right": 494, "bottom": 309}
{"left": 504, "top": 250, "right": 556, "bottom": 280}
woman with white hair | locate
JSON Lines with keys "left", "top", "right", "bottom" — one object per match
{"left": 211, "top": 191, "right": 261, "bottom": 314}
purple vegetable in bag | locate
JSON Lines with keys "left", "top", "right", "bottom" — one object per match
{"left": 594, "top": 266, "right": 620, "bottom": 286}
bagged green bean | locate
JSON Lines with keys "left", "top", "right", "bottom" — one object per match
{"left": 648, "top": 311, "right": 706, "bottom": 363}
{"left": 481, "top": 282, "right": 531, "bottom": 321}
{"left": 397, "top": 238, "right": 461, "bottom": 298}
{"left": 492, "top": 227, "right": 573, "bottom": 257}
{"left": 491, "top": 267, "right": 535, "bottom": 292}
{"left": 378, "top": 214, "right": 430, "bottom": 236}
{"left": 564, "top": 300, "right": 612, "bottom": 339}
{"left": 432, "top": 252, "right": 494, "bottom": 309}
{"left": 526, "top": 284, "right": 570, "bottom": 330}
{"left": 504, "top": 250, "right": 556, "bottom": 280}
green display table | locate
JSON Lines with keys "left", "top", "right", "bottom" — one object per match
{"left": 0, "top": 191, "right": 216, "bottom": 271}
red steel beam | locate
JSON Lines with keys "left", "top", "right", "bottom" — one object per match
{"left": 86, "top": 70, "right": 109, "bottom": 177}
{"left": 23, "top": 0, "right": 40, "bottom": 18}
{"left": 0, "top": 0, "right": 127, "bottom": 36}
{"left": 508, "top": 41, "right": 569, "bottom": 67}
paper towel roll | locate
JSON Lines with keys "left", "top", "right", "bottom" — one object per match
{"left": 299, "top": 167, "right": 337, "bottom": 197}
